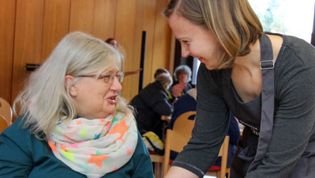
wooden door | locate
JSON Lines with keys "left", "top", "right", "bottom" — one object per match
{"left": 0, "top": 0, "right": 16, "bottom": 102}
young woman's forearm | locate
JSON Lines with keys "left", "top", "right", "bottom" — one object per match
{"left": 164, "top": 166, "right": 199, "bottom": 178}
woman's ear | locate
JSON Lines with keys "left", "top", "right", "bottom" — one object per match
{"left": 65, "top": 75, "right": 78, "bottom": 97}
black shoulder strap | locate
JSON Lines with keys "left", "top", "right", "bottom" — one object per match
{"left": 249, "top": 34, "right": 275, "bottom": 170}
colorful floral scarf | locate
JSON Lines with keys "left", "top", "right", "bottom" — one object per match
{"left": 48, "top": 112, "right": 138, "bottom": 178}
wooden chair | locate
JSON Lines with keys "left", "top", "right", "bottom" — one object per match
{"left": 149, "top": 115, "right": 171, "bottom": 178}
{"left": 0, "top": 114, "right": 9, "bottom": 133}
{"left": 163, "top": 111, "right": 196, "bottom": 175}
{"left": 161, "top": 110, "right": 230, "bottom": 178}
{"left": 150, "top": 153, "right": 164, "bottom": 178}
{"left": 205, "top": 136, "right": 230, "bottom": 178}
{"left": 0, "top": 97, "right": 13, "bottom": 125}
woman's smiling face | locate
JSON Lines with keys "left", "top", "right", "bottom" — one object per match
{"left": 168, "top": 13, "right": 223, "bottom": 70}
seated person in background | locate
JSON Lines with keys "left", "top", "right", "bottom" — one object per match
{"left": 154, "top": 68, "right": 168, "bottom": 79}
{"left": 130, "top": 70, "right": 174, "bottom": 139}
{"left": 169, "top": 88, "right": 240, "bottom": 168}
{"left": 154, "top": 68, "right": 173, "bottom": 101}
{"left": 105, "top": 37, "right": 119, "bottom": 48}
{"left": 0, "top": 32, "right": 153, "bottom": 178}
{"left": 169, "top": 88, "right": 197, "bottom": 129}
{"left": 170, "top": 65, "right": 193, "bottom": 99}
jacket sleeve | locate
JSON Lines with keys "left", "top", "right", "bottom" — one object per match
{"left": 172, "top": 65, "right": 229, "bottom": 178}
{"left": 151, "top": 91, "right": 173, "bottom": 116}
{"left": 0, "top": 120, "right": 32, "bottom": 177}
{"left": 139, "top": 83, "right": 173, "bottom": 116}
{"left": 131, "top": 134, "right": 154, "bottom": 178}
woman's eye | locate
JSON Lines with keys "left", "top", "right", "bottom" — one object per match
{"left": 181, "top": 40, "right": 190, "bottom": 45}
{"left": 102, "top": 75, "right": 111, "bottom": 82}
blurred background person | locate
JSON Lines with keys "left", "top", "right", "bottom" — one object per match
{"left": 130, "top": 69, "right": 173, "bottom": 139}
{"left": 153, "top": 68, "right": 169, "bottom": 79}
{"left": 168, "top": 88, "right": 197, "bottom": 129}
{"left": 105, "top": 37, "right": 119, "bottom": 49}
{"left": 171, "top": 65, "right": 193, "bottom": 99}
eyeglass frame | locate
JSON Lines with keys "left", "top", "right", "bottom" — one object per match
{"left": 75, "top": 72, "right": 124, "bottom": 84}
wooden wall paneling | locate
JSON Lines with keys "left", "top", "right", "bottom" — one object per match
{"left": 115, "top": 0, "right": 139, "bottom": 101}
{"left": 12, "top": 0, "right": 45, "bottom": 101}
{"left": 92, "top": 0, "right": 117, "bottom": 40}
{"left": 141, "top": 0, "right": 157, "bottom": 86}
{"left": 41, "top": 0, "right": 71, "bottom": 60}
{"left": 0, "top": 0, "right": 16, "bottom": 102}
{"left": 69, "top": 0, "right": 94, "bottom": 33}
{"left": 151, "top": 0, "right": 172, "bottom": 76}
{"left": 126, "top": 0, "right": 143, "bottom": 95}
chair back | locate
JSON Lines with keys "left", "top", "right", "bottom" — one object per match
{"left": 163, "top": 111, "right": 196, "bottom": 175}
{"left": 217, "top": 136, "right": 230, "bottom": 178}
{"left": 0, "top": 115, "right": 9, "bottom": 133}
{"left": 0, "top": 97, "right": 13, "bottom": 125}
{"left": 205, "top": 136, "right": 230, "bottom": 178}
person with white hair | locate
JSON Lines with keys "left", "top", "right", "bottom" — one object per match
{"left": 171, "top": 65, "right": 193, "bottom": 98}
{"left": 0, "top": 32, "right": 153, "bottom": 178}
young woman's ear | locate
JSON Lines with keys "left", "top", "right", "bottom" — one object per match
{"left": 65, "top": 75, "right": 78, "bottom": 97}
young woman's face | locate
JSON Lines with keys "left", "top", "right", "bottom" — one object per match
{"left": 168, "top": 14, "right": 223, "bottom": 70}
{"left": 68, "top": 67, "right": 123, "bottom": 119}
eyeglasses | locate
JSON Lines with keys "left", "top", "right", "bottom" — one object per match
{"left": 76, "top": 72, "right": 124, "bottom": 84}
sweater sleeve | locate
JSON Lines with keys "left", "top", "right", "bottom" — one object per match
{"left": 0, "top": 120, "right": 33, "bottom": 177}
{"left": 131, "top": 134, "right": 154, "bottom": 178}
{"left": 172, "top": 65, "right": 230, "bottom": 177}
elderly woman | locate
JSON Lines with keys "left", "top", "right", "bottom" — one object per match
{"left": 0, "top": 32, "right": 153, "bottom": 178}
{"left": 171, "top": 65, "right": 193, "bottom": 99}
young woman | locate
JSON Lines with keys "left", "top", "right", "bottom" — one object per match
{"left": 163, "top": 0, "right": 315, "bottom": 178}
{"left": 0, "top": 32, "right": 153, "bottom": 178}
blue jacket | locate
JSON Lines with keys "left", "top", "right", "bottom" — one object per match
{"left": 0, "top": 118, "right": 154, "bottom": 178}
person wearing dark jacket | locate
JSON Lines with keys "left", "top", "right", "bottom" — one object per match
{"left": 130, "top": 72, "right": 173, "bottom": 139}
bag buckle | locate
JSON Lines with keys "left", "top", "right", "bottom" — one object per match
{"left": 260, "top": 60, "right": 274, "bottom": 70}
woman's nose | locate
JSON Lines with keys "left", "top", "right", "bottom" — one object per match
{"left": 181, "top": 47, "right": 190, "bottom": 58}
{"left": 110, "top": 77, "right": 122, "bottom": 91}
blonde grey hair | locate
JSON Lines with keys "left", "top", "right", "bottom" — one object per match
{"left": 155, "top": 72, "right": 173, "bottom": 90}
{"left": 164, "top": 0, "right": 263, "bottom": 68}
{"left": 13, "top": 31, "right": 132, "bottom": 138}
